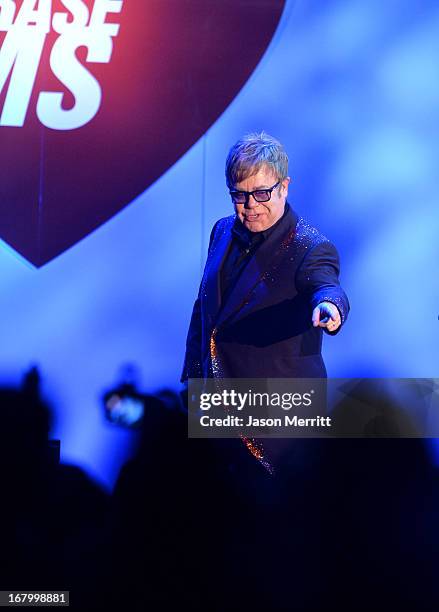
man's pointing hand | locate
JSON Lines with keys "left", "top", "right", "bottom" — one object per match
{"left": 312, "top": 302, "right": 341, "bottom": 333}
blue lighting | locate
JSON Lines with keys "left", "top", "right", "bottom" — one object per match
{"left": 0, "top": 0, "right": 438, "bottom": 487}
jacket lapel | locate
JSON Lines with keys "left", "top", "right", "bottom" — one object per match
{"left": 216, "top": 207, "right": 298, "bottom": 328}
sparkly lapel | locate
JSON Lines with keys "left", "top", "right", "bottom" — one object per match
{"left": 215, "top": 207, "right": 298, "bottom": 328}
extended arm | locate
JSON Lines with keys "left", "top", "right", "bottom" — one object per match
{"left": 295, "top": 240, "right": 349, "bottom": 335}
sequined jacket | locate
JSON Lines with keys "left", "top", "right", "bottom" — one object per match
{"left": 181, "top": 206, "right": 349, "bottom": 381}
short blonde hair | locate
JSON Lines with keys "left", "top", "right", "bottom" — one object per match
{"left": 225, "top": 132, "right": 289, "bottom": 189}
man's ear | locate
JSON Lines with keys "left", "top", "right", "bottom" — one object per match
{"left": 281, "top": 176, "right": 291, "bottom": 197}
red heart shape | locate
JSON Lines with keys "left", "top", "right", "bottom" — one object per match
{"left": 0, "top": 0, "right": 285, "bottom": 266}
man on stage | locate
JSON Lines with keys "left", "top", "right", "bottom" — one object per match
{"left": 182, "top": 132, "right": 349, "bottom": 383}
{"left": 179, "top": 135, "right": 350, "bottom": 605}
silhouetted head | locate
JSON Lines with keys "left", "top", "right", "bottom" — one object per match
{"left": 0, "top": 387, "right": 51, "bottom": 469}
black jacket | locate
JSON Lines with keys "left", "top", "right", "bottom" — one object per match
{"left": 182, "top": 206, "right": 349, "bottom": 381}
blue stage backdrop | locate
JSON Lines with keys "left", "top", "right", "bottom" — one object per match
{"left": 0, "top": 0, "right": 437, "bottom": 489}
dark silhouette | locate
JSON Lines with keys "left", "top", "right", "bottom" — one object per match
{"left": 104, "top": 382, "right": 439, "bottom": 611}
{"left": 2, "top": 371, "right": 439, "bottom": 611}
{"left": 0, "top": 371, "right": 109, "bottom": 610}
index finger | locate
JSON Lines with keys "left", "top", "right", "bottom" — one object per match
{"left": 312, "top": 306, "right": 321, "bottom": 327}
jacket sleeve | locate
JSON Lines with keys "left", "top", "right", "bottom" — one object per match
{"left": 295, "top": 240, "right": 350, "bottom": 335}
{"left": 180, "top": 222, "right": 220, "bottom": 383}
{"left": 180, "top": 293, "right": 203, "bottom": 383}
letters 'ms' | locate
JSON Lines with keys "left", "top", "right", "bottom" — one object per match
{"left": 0, "top": 0, "right": 124, "bottom": 130}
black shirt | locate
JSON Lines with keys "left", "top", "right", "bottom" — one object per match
{"left": 220, "top": 202, "right": 291, "bottom": 305}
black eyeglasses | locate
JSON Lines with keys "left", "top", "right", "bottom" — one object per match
{"left": 229, "top": 181, "right": 280, "bottom": 205}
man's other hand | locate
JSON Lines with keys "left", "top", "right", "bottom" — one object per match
{"left": 312, "top": 302, "right": 341, "bottom": 332}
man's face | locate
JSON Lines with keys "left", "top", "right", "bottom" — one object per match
{"left": 233, "top": 166, "right": 290, "bottom": 232}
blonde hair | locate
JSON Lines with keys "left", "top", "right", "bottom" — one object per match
{"left": 225, "top": 132, "right": 289, "bottom": 189}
